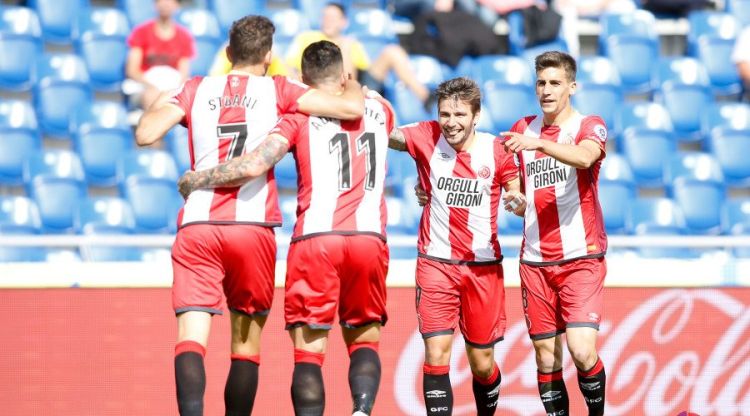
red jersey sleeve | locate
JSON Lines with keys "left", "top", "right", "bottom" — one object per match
{"left": 577, "top": 115, "right": 608, "bottom": 157}
{"left": 401, "top": 120, "right": 440, "bottom": 160}
{"left": 126, "top": 22, "right": 150, "bottom": 48}
{"left": 167, "top": 77, "right": 203, "bottom": 127}
{"left": 269, "top": 112, "right": 307, "bottom": 148}
{"left": 273, "top": 76, "right": 310, "bottom": 115}
{"left": 495, "top": 139, "right": 520, "bottom": 186}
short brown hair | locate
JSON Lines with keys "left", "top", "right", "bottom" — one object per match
{"left": 535, "top": 51, "right": 577, "bottom": 81}
{"left": 435, "top": 77, "right": 481, "bottom": 115}
{"left": 227, "top": 15, "right": 275, "bottom": 66}
{"left": 301, "top": 40, "right": 343, "bottom": 86}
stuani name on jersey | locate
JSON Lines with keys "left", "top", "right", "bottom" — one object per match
{"left": 207, "top": 94, "right": 259, "bottom": 110}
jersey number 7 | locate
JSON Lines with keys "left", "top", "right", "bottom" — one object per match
{"left": 217, "top": 123, "right": 248, "bottom": 161}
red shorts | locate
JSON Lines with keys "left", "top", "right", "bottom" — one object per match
{"left": 284, "top": 234, "right": 388, "bottom": 330}
{"left": 171, "top": 224, "right": 276, "bottom": 316}
{"left": 520, "top": 257, "right": 606, "bottom": 340}
{"left": 415, "top": 257, "right": 506, "bottom": 348}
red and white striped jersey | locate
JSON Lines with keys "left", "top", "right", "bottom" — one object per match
{"left": 271, "top": 97, "right": 394, "bottom": 241}
{"left": 511, "top": 112, "right": 608, "bottom": 265}
{"left": 401, "top": 121, "right": 518, "bottom": 264}
{"left": 168, "top": 73, "right": 308, "bottom": 228}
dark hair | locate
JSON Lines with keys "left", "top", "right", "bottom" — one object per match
{"left": 435, "top": 77, "right": 481, "bottom": 115}
{"left": 301, "top": 40, "right": 344, "bottom": 85}
{"left": 325, "top": 2, "right": 347, "bottom": 16}
{"left": 534, "top": 51, "right": 577, "bottom": 81}
{"left": 227, "top": 15, "right": 275, "bottom": 66}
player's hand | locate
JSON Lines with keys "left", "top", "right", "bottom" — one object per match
{"left": 414, "top": 183, "right": 428, "bottom": 207}
{"left": 502, "top": 190, "right": 526, "bottom": 216}
{"left": 500, "top": 131, "right": 544, "bottom": 153}
{"left": 177, "top": 171, "right": 198, "bottom": 200}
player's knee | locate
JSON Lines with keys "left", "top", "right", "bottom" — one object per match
{"left": 568, "top": 345, "right": 597, "bottom": 369}
{"left": 424, "top": 345, "right": 451, "bottom": 366}
{"left": 534, "top": 347, "right": 559, "bottom": 372}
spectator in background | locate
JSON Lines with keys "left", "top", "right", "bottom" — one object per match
{"left": 125, "top": 0, "right": 195, "bottom": 110}
{"left": 285, "top": 2, "right": 432, "bottom": 106}
{"left": 209, "top": 41, "right": 289, "bottom": 76}
{"left": 640, "top": 0, "right": 712, "bottom": 16}
{"left": 555, "top": 0, "right": 636, "bottom": 57}
{"left": 733, "top": 26, "right": 750, "bottom": 101}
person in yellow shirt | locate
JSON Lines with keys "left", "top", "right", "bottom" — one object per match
{"left": 209, "top": 41, "right": 288, "bottom": 76}
{"left": 285, "top": 2, "right": 431, "bottom": 104}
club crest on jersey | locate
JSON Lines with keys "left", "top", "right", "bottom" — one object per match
{"left": 478, "top": 166, "right": 491, "bottom": 179}
{"left": 593, "top": 124, "right": 607, "bottom": 142}
{"left": 230, "top": 76, "right": 240, "bottom": 88}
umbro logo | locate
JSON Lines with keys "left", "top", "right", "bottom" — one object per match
{"left": 580, "top": 381, "right": 600, "bottom": 391}
{"left": 487, "top": 385, "right": 500, "bottom": 398}
{"left": 425, "top": 390, "right": 447, "bottom": 398}
{"left": 541, "top": 390, "right": 561, "bottom": 399}
{"left": 438, "top": 152, "right": 452, "bottom": 160}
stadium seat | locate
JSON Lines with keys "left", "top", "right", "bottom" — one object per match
{"left": 116, "top": 0, "right": 154, "bottom": 27}
{"left": 599, "top": 180, "right": 636, "bottom": 234}
{"left": 166, "top": 125, "right": 191, "bottom": 174}
{"left": 0, "top": 100, "right": 41, "bottom": 186}
{"left": 702, "top": 102, "right": 750, "bottom": 136}
{"left": 23, "top": 149, "right": 86, "bottom": 190}
{"left": 686, "top": 10, "right": 739, "bottom": 55}
{"left": 658, "top": 81, "right": 713, "bottom": 143}
{"left": 72, "top": 8, "right": 130, "bottom": 92}
{"left": 521, "top": 39, "right": 570, "bottom": 69}
{"left": 708, "top": 128, "right": 750, "bottom": 187}
{"left": 77, "top": 197, "right": 136, "bottom": 234}
{"left": 122, "top": 176, "right": 181, "bottom": 233}
{"left": 498, "top": 203, "right": 524, "bottom": 235}
{"left": 176, "top": 8, "right": 222, "bottom": 76}
{"left": 410, "top": 54, "right": 447, "bottom": 90}
{"left": 117, "top": 149, "right": 179, "bottom": 190}
{"left": 627, "top": 197, "right": 692, "bottom": 257}
{"left": 0, "top": 196, "right": 42, "bottom": 234}
{"left": 573, "top": 57, "right": 623, "bottom": 134}
{"left": 727, "top": 0, "right": 750, "bottom": 27}
{"left": 653, "top": 57, "right": 710, "bottom": 89}
{"left": 484, "top": 81, "right": 538, "bottom": 133}
{"left": 270, "top": 8, "right": 310, "bottom": 41}
{"left": 0, "top": 7, "right": 43, "bottom": 91}
{"left": 33, "top": 53, "right": 93, "bottom": 138}
{"left": 473, "top": 55, "right": 533, "bottom": 91}
{"left": 348, "top": 0, "right": 389, "bottom": 11}
{"left": 696, "top": 36, "right": 743, "bottom": 97}
{"left": 71, "top": 101, "right": 133, "bottom": 187}
{"left": 599, "top": 10, "right": 658, "bottom": 53}
{"left": 385, "top": 149, "right": 417, "bottom": 195}
{"left": 387, "top": 82, "right": 431, "bottom": 125}
{"left": 615, "top": 101, "right": 673, "bottom": 138}
{"left": 663, "top": 151, "right": 724, "bottom": 194}
{"left": 724, "top": 198, "right": 750, "bottom": 257}
{"left": 386, "top": 195, "right": 420, "bottom": 236}
{"left": 671, "top": 177, "right": 725, "bottom": 235}
{"left": 295, "top": 0, "right": 330, "bottom": 28}
{"left": 29, "top": 176, "right": 87, "bottom": 233}
{"left": 349, "top": 8, "right": 396, "bottom": 41}
{"left": 210, "top": 0, "right": 264, "bottom": 34}
{"left": 605, "top": 35, "right": 659, "bottom": 95}
{"left": 600, "top": 153, "right": 635, "bottom": 183}
{"left": 451, "top": 56, "right": 476, "bottom": 79}
{"left": 275, "top": 153, "right": 298, "bottom": 190}
{"left": 29, "top": 0, "right": 90, "bottom": 44}
{"left": 620, "top": 128, "right": 676, "bottom": 188}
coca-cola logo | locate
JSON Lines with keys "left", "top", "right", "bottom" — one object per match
{"left": 393, "top": 289, "right": 750, "bottom": 415}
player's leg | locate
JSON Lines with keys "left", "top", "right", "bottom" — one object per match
{"left": 558, "top": 257, "right": 607, "bottom": 416}
{"left": 172, "top": 225, "right": 226, "bottom": 416}
{"left": 220, "top": 225, "right": 277, "bottom": 416}
{"left": 416, "top": 258, "right": 461, "bottom": 416}
{"left": 285, "top": 236, "right": 345, "bottom": 416}
{"left": 368, "top": 44, "right": 430, "bottom": 103}
{"left": 520, "top": 263, "right": 570, "bottom": 415}
{"left": 459, "top": 263, "right": 506, "bottom": 415}
{"left": 339, "top": 236, "right": 389, "bottom": 416}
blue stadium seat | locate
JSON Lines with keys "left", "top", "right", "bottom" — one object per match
{"left": 72, "top": 8, "right": 130, "bottom": 92}
{"left": 686, "top": 10, "right": 739, "bottom": 54}
{"left": 484, "top": 81, "right": 538, "bottom": 133}
{"left": 117, "top": 149, "right": 179, "bottom": 190}
{"left": 409, "top": 54, "right": 446, "bottom": 90}
{"left": 77, "top": 197, "right": 135, "bottom": 234}
{"left": 166, "top": 125, "right": 191, "bottom": 174}
{"left": 116, "top": 0, "right": 154, "bottom": 27}
{"left": 210, "top": 0, "right": 264, "bottom": 34}
{"left": 605, "top": 35, "right": 659, "bottom": 95}
{"left": 616, "top": 101, "right": 674, "bottom": 138}
{"left": 671, "top": 177, "right": 725, "bottom": 235}
{"left": 599, "top": 180, "right": 636, "bottom": 235}
{"left": 727, "top": 0, "right": 750, "bottom": 27}
{"left": 663, "top": 151, "right": 724, "bottom": 193}
{"left": 349, "top": 8, "right": 396, "bottom": 41}
{"left": 451, "top": 56, "right": 476, "bottom": 79}
{"left": 653, "top": 57, "right": 710, "bottom": 89}
{"left": 387, "top": 82, "right": 431, "bottom": 125}
{"left": 708, "top": 128, "right": 750, "bottom": 187}
{"left": 696, "top": 36, "right": 743, "bottom": 96}
{"left": 385, "top": 149, "right": 417, "bottom": 195}
{"left": 29, "top": 176, "right": 87, "bottom": 233}
{"left": 270, "top": 8, "right": 310, "bottom": 41}
{"left": 0, "top": 100, "right": 41, "bottom": 186}
{"left": 620, "top": 128, "right": 675, "bottom": 188}
{"left": 28, "top": 0, "right": 90, "bottom": 44}
{"left": 348, "top": 0, "right": 388, "bottom": 10}
{"left": 521, "top": 39, "right": 570, "bottom": 69}
{"left": 476, "top": 105, "right": 495, "bottom": 133}
{"left": 295, "top": 0, "right": 330, "bottom": 29}
{"left": 702, "top": 102, "right": 750, "bottom": 136}
{"left": 0, "top": 196, "right": 42, "bottom": 234}
{"left": 176, "top": 8, "right": 223, "bottom": 76}
{"left": 573, "top": 57, "right": 622, "bottom": 135}
{"left": 71, "top": 101, "right": 133, "bottom": 186}
{"left": 599, "top": 10, "right": 658, "bottom": 53}
{"left": 122, "top": 176, "right": 181, "bottom": 233}
{"left": 33, "top": 53, "right": 93, "bottom": 138}
{"left": 0, "top": 7, "right": 43, "bottom": 91}
{"left": 275, "top": 153, "right": 298, "bottom": 190}
{"left": 724, "top": 198, "right": 750, "bottom": 257}
{"left": 627, "top": 197, "right": 691, "bottom": 257}
{"left": 386, "top": 195, "right": 420, "bottom": 236}
{"left": 600, "top": 153, "right": 635, "bottom": 183}
{"left": 23, "top": 149, "right": 86, "bottom": 190}
{"left": 472, "top": 55, "right": 533, "bottom": 91}
{"left": 498, "top": 203, "right": 524, "bottom": 235}
{"left": 658, "top": 81, "right": 714, "bottom": 143}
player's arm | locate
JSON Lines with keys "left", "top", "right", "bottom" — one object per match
{"left": 502, "top": 177, "right": 526, "bottom": 216}
{"left": 388, "top": 127, "right": 407, "bottom": 151}
{"left": 177, "top": 134, "right": 290, "bottom": 198}
{"left": 296, "top": 78, "right": 365, "bottom": 120}
{"left": 500, "top": 131, "right": 602, "bottom": 169}
{"left": 134, "top": 90, "right": 185, "bottom": 146}
{"left": 125, "top": 47, "right": 146, "bottom": 83}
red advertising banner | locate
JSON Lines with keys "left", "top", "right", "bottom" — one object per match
{"left": 1, "top": 287, "right": 749, "bottom": 415}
